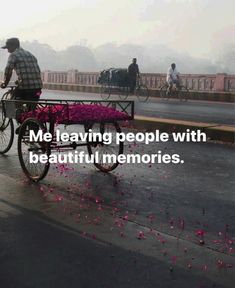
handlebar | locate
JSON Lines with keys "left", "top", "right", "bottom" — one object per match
{"left": 1, "top": 80, "right": 19, "bottom": 89}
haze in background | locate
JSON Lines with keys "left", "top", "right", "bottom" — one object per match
{"left": 0, "top": 0, "right": 234, "bottom": 73}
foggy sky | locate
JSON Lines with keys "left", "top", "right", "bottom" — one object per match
{"left": 0, "top": 0, "right": 234, "bottom": 59}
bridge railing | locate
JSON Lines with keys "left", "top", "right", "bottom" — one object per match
{"left": 42, "top": 71, "right": 67, "bottom": 84}
{"left": 1, "top": 70, "right": 234, "bottom": 92}
{"left": 74, "top": 72, "right": 99, "bottom": 86}
{"left": 225, "top": 75, "right": 235, "bottom": 92}
{"left": 42, "top": 70, "right": 235, "bottom": 92}
{"left": 140, "top": 73, "right": 216, "bottom": 91}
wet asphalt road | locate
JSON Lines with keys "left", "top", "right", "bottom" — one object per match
{"left": 0, "top": 127, "right": 234, "bottom": 287}
{"left": 1, "top": 198, "right": 223, "bottom": 288}
{"left": 35, "top": 90, "right": 235, "bottom": 126}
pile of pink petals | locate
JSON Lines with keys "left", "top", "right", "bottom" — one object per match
{"left": 20, "top": 104, "right": 129, "bottom": 124}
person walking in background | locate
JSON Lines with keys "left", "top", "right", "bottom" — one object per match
{"left": 128, "top": 58, "right": 140, "bottom": 94}
{"left": 1, "top": 37, "right": 42, "bottom": 133}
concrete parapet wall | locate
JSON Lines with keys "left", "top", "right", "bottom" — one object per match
{"left": 43, "top": 83, "right": 235, "bottom": 103}
{"left": 41, "top": 70, "right": 235, "bottom": 92}
{"left": 43, "top": 83, "right": 101, "bottom": 93}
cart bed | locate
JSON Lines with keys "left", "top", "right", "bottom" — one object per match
{"left": 2, "top": 99, "right": 134, "bottom": 124}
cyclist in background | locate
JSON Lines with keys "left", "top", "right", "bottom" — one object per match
{"left": 166, "top": 63, "right": 180, "bottom": 94}
{"left": 128, "top": 58, "right": 140, "bottom": 94}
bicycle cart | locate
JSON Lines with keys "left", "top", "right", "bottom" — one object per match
{"left": 0, "top": 87, "right": 134, "bottom": 182}
{"left": 98, "top": 68, "right": 149, "bottom": 102}
{"left": 159, "top": 82, "right": 189, "bottom": 101}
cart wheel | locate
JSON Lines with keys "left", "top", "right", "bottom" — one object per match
{"left": 100, "top": 84, "right": 111, "bottom": 100}
{"left": 18, "top": 118, "right": 50, "bottom": 182}
{"left": 0, "top": 107, "right": 14, "bottom": 154}
{"left": 86, "top": 122, "right": 123, "bottom": 172}
{"left": 159, "top": 83, "right": 169, "bottom": 100}
{"left": 178, "top": 86, "right": 189, "bottom": 101}
{"left": 118, "top": 87, "right": 129, "bottom": 100}
{"left": 136, "top": 84, "right": 149, "bottom": 102}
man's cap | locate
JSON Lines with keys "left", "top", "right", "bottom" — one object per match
{"left": 2, "top": 38, "right": 20, "bottom": 49}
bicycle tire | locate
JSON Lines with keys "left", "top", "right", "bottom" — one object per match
{"left": 86, "top": 122, "right": 123, "bottom": 172}
{"left": 136, "top": 84, "right": 149, "bottom": 102}
{"left": 0, "top": 89, "right": 15, "bottom": 154}
{"left": 0, "top": 117, "right": 14, "bottom": 154}
{"left": 18, "top": 118, "right": 50, "bottom": 182}
{"left": 159, "top": 83, "right": 169, "bottom": 100}
{"left": 178, "top": 85, "right": 189, "bottom": 101}
{"left": 118, "top": 86, "right": 129, "bottom": 100}
{"left": 100, "top": 84, "right": 111, "bottom": 100}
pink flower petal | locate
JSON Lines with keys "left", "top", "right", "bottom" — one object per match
{"left": 137, "top": 231, "right": 146, "bottom": 240}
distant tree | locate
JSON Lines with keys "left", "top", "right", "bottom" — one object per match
{"left": 23, "top": 40, "right": 58, "bottom": 70}
{"left": 0, "top": 39, "right": 233, "bottom": 74}
{"left": 58, "top": 45, "right": 97, "bottom": 71}
{"left": 214, "top": 44, "right": 235, "bottom": 73}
